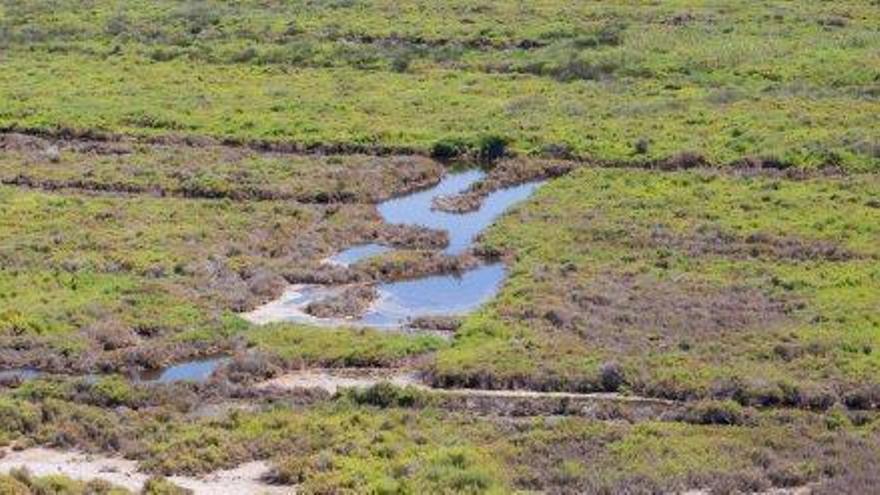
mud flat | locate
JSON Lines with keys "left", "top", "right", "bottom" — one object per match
{"left": 243, "top": 170, "right": 543, "bottom": 328}
{"left": 242, "top": 264, "right": 506, "bottom": 328}
{"left": 0, "top": 448, "right": 292, "bottom": 494}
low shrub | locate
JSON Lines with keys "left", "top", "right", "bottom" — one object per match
{"left": 683, "top": 400, "right": 746, "bottom": 425}
{"left": 430, "top": 137, "right": 471, "bottom": 161}
{"left": 430, "top": 135, "right": 508, "bottom": 163}
{"left": 142, "top": 476, "right": 192, "bottom": 494}
{"left": 348, "top": 383, "right": 426, "bottom": 408}
{"left": 476, "top": 135, "right": 508, "bottom": 163}
{"left": 599, "top": 362, "right": 625, "bottom": 392}
{"left": 0, "top": 474, "right": 29, "bottom": 494}
{"left": 0, "top": 398, "right": 41, "bottom": 434}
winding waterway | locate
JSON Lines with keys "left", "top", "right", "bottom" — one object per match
{"left": 244, "top": 169, "right": 544, "bottom": 328}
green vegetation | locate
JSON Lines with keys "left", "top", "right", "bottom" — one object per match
{"left": 434, "top": 168, "right": 880, "bottom": 403}
{"left": 0, "top": 470, "right": 130, "bottom": 494}
{"left": 0, "top": 1, "right": 878, "bottom": 493}
{"left": 247, "top": 323, "right": 445, "bottom": 367}
{"left": 0, "top": 380, "right": 878, "bottom": 493}
{"left": 0, "top": 181, "right": 445, "bottom": 368}
{"left": 0, "top": 469, "right": 187, "bottom": 494}
{"left": 0, "top": 134, "right": 442, "bottom": 202}
{"left": 0, "top": 185, "right": 311, "bottom": 366}
{"left": 0, "top": 1, "right": 878, "bottom": 170}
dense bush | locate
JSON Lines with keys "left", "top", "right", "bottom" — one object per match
{"left": 142, "top": 476, "right": 192, "bottom": 494}
{"left": 347, "top": 383, "right": 426, "bottom": 408}
{"left": 683, "top": 400, "right": 747, "bottom": 425}
{"left": 599, "top": 362, "right": 625, "bottom": 392}
{"left": 431, "top": 135, "right": 508, "bottom": 163}
{"left": 0, "top": 398, "right": 41, "bottom": 435}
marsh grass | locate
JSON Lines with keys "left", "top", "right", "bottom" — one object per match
{"left": 432, "top": 168, "right": 880, "bottom": 405}
{"left": 0, "top": 1, "right": 877, "bottom": 170}
{"left": 0, "top": 376, "right": 877, "bottom": 493}
{"left": 0, "top": 2, "right": 878, "bottom": 491}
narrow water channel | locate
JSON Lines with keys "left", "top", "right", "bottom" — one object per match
{"left": 244, "top": 169, "right": 544, "bottom": 328}
{"left": 0, "top": 358, "right": 229, "bottom": 385}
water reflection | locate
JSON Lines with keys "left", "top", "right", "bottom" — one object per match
{"left": 0, "top": 358, "right": 226, "bottom": 386}
{"left": 361, "top": 263, "right": 506, "bottom": 326}
{"left": 378, "top": 170, "right": 539, "bottom": 254}
{"left": 134, "top": 357, "right": 227, "bottom": 384}
{"left": 245, "top": 170, "right": 543, "bottom": 328}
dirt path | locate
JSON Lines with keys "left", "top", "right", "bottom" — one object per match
{"left": 257, "top": 368, "right": 422, "bottom": 394}
{"left": 257, "top": 369, "right": 681, "bottom": 421}
{"left": 257, "top": 368, "right": 675, "bottom": 406}
{"left": 0, "top": 448, "right": 293, "bottom": 494}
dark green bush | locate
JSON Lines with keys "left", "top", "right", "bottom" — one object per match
{"left": 476, "top": 135, "right": 508, "bottom": 163}
{"left": 684, "top": 400, "right": 746, "bottom": 425}
{"left": 599, "top": 362, "right": 625, "bottom": 392}
{"left": 349, "top": 383, "right": 425, "bottom": 408}
{"left": 143, "top": 476, "right": 192, "bottom": 494}
{"left": 431, "top": 137, "right": 471, "bottom": 161}
{"left": 431, "top": 135, "right": 508, "bottom": 163}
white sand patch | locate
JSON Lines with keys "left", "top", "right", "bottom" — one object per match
{"left": 0, "top": 448, "right": 294, "bottom": 494}
{"left": 257, "top": 368, "right": 677, "bottom": 406}
{"left": 257, "top": 368, "right": 421, "bottom": 394}
{"left": 240, "top": 285, "right": 329, "bottom": 326}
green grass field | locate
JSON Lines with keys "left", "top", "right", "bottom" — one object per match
{"left": 1, "top": 0, "right": 878, "bottom": 169}
{"left": 0, "top": 1, "right": 878, "bottom": 493}
{"left": 434, "top": 169, "right": 880, "bottom": 398}
{"left": 1, "top": 378, "right": 879, "bottom": 493}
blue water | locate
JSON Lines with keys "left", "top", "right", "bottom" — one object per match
{"left": 0, "top": 172, "right": 542, "bottom": 383}
{"left": 247, "top": 169, "right": 545, "bottom": 328}
{"left": 378, "top": 170, "right": 540, "bottom": 254}
{"left": 0, "top": 360, "right": 225, "bottom": 386}
{"left": 328, "top": 243, "right": 391, "bottom": 266}
{"left": 361, "top": 263, "right": 506, "bottom": 327}
{"left": 136, "top": 357, "right": 227, "bottom": 383}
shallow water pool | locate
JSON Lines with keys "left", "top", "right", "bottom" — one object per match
{"left": 244, "top": 169, "right": 543, "bottom": 328}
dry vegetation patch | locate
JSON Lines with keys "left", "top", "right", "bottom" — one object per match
{"left": 0, "top": 132, "right": 445, "bottom": 203}
{"left": 513, "top": 272, "right": 791, "bottom": 354}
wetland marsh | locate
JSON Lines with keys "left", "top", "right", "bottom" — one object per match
{"left": 0, "top": 1, "right": 878, "bottom": 493}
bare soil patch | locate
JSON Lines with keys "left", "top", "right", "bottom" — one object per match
{"left": 0, "top": 448, "right": 292, "bottom": 494}
{"left": 257, "top": 368, "right": 681, "bottom": 420}
{"left": 305, "top": 285, "right": 378, "bottom": 319}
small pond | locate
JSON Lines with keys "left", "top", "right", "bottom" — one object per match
{"left": 0, "top": 357, "right": 228, "bottom": 386}
{"left": 132, "top": 357, "right": 228, "bottom": 384}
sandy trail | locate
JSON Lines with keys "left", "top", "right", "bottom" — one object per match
{"left": 257, "top": 368, "right": 421, "bottom": 394}
{"left": 0, "top": 448, "right": 293, "bottom": 494}
{"left": 257, "top": 368, "right": 675, "bottom": 406}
